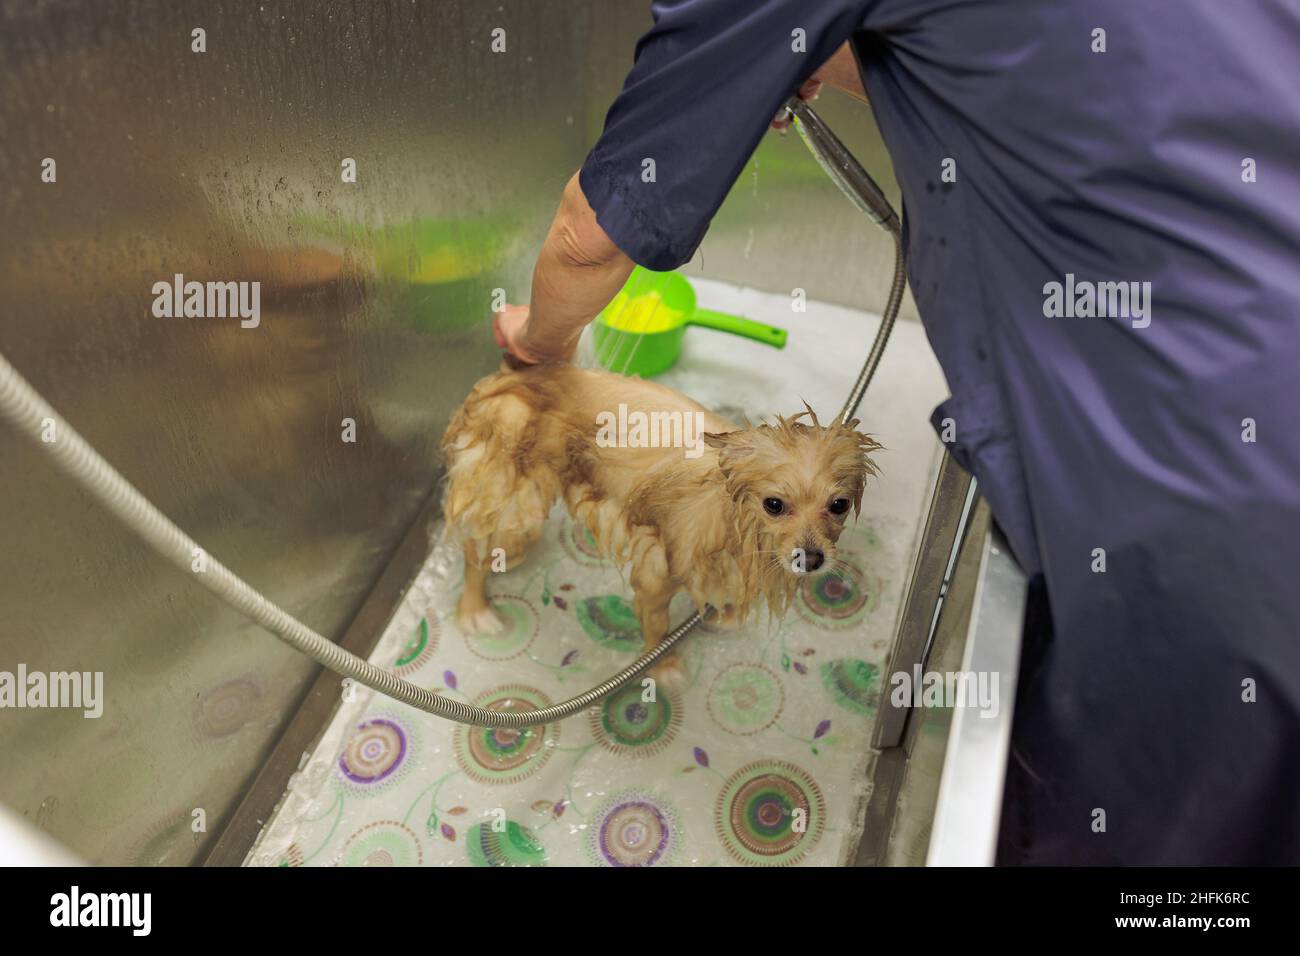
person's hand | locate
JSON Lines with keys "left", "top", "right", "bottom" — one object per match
{"left": 492, "top": 303, "right": 536, "bottom": 362}
{"left": 772, "top": 42, "right": 867, "bottom": 131}
{"left": 771, "top": 76, "right": 822, "bottom": 130}
{"left": 492, "top": 303, "right": 577, "bottom": 365}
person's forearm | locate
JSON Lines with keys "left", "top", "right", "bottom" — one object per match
{"left": 819, "top": 42, "right": 868, "bottom": 104}
{"left": 522, "top": 173, "right": 633, "bottom": 362}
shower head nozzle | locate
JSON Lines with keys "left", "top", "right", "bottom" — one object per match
{"left": 783, "top": 95, "right": 901, "bottom": 238}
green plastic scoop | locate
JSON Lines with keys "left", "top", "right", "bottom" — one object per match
{"left": 592, "top": 266, "right": 788, "bottom": 377}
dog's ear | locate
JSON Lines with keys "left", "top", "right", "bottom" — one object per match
{"left": 841, "top": 420, "right": 884, "bottom": 485}
{"left": 704, "top": 430, "right": 755, "bottom": 470}
{"left": 824, "top": 418, "right": 883, "bottom": 517}
{"left": 703, "top": 430, "right": 755, "bottom": 451}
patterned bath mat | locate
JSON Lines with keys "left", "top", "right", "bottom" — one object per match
{"left": 246, "top": 502, "right": 925, "bottom": 867}
{"left": 247, "top": 288, "right": 947, "bottom": 867}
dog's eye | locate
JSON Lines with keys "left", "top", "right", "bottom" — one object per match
{"left": 828, "top": 498, "right": 850, "bottom": 516}
{"left": 763, "top": 497, "right": 785, "bottom": 516}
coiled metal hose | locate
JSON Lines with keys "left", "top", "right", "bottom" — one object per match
{"left": 0, "top": 100, "right": 903, "bottom": 728}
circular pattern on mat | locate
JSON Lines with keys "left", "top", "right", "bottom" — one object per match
{"left": 453, "top": 685, "right": 559, "bottom": 784}
{"left": 338, "top": 821, "right": 423, "bottom": 867}
{"left": 193, "top": 677, "right": 261, "bottom": 738}
{"left": 707, "top": 664, "right": 785, "bottom": 736}
{"left": 277, "top": 843, "right": 305, "bottom": 868}
{"left": 393, "top": 614, "right": 439, "bottom": 676}
{"left": 589, "top": 791, "right": 678, "bottom": 867}
{"left": 794, "top": 556, "right": 879, "bottom": 630}
{"left": 589, "top": 683, "right": 681, "bottom": 757}
{"left": 820, "top": 659, "right": 880, "bottom": 716}
{"left": 715, "top": 761, "right": 826, "bottom": 866}
{"left": 575, "top": 594, "right": 642, "bottom": 651}
{"left": 461, "top": 594, "right": 538, "bottom": 660}
{"left": 560, "top": 518, "right": 607, "bottom": 567}
{"left": 337, "top": 716, "right": 412, "bottom": 794}
{"left": 466, "top": 820, "right": 547, "bottom": 867}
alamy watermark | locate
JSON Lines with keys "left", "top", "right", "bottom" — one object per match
{"left": 151, "top": 273, "right": 260, "bottom": 328}
{"left": 0, "top": 665, "right": 103, "bottom": 718}
{"left": 1043, "top": 273, "right": 1151, "bottom": 329}
{"left": 890, "top": 664, "right": 1000, "bottom": 719}
{"left": 50, "top": 886, "right": 150, "bottom": 935}
{"left": 594, "top": 404, "right": 706, "bottom": 459}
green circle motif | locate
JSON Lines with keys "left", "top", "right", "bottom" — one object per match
{"left": 395, "top": 617, "right": 428, "bottom": 667}
{"left": 466, "top": 820, "right": 547, "bottom": 867}
{"left": 794, "top": 556, "right": 878, "bottom": 631}
{"left": 339, "top": 821, "right": 423, "bottom": 867}
{"left": 715, "top": 761, "right": 825, "bottom": 867}
{"left": 461, "top": 596, "right": 537, "bottom": 660}
{"left": 576, "top": 595, "right": 642, "bottom": 651}
{"left": 707, "top": 664, "right": 784, "bottom": 736}
{"left": 591, "top": 683, "right": 680, "bottom": 756}
{"left": 393, "top": 615, "right": 439, "bottom": 674}
{"left": 820, "top": 659, "right": 880, "bottom": 716}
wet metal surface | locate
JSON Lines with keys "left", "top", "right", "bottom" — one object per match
{"left": 0, "top": 0, "right": 593, "bottom": 864}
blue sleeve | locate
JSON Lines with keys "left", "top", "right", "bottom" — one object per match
{"left": 580, "top": 0, "right": 876, "bottom": 271}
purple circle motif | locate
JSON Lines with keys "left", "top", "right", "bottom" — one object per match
{"left": 339, "top": 718, "right": 407, "bottom": 784}
{"left": 597, "top": 799, "right": 673, "bottom": 867}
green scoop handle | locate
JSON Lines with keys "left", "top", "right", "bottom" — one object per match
{"left": 688, "top": 309, "right": 788, "bottom": 349}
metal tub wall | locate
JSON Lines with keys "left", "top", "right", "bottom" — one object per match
{"left": 0, "top": 0, "right": 599, "bottom": 865}
{"left": 0, "top": 1, "right": 907, "bottom": 865}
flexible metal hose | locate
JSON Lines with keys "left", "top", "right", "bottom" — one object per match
{"left": 0, "top": 103, "right": 902, "bottom": 728}
{"left": 0, "top": 346, "right": 700, "bottom": 727}
{"left": 841, "top": 230, "right": 904, "bottom": 422}
{"left": 783, "top": 95, "right": 905, "bottom": 423}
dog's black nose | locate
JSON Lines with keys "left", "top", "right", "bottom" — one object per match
{"left": 804, "top": 548, "right": 825, "bottom": 571}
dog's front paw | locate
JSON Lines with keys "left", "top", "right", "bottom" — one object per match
{"left": 704, "top": 602, "right": 744, "bottom": 631}
{"left": 648, "top": 653, "right": 689, "bottom": 696}
{"left": 456, "top": 605, "right": 505, "bottom": 636}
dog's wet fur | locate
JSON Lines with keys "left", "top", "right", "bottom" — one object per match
{"left": 442, "top": 362, "right": 881, "bottom": 690}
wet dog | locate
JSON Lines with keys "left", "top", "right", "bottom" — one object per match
{"left": 442, "top": 362, "right": 880, "bottom": 688}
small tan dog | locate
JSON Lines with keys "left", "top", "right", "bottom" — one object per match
{"left": 442, "top": 362, "right": 881, "bottom": 687}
